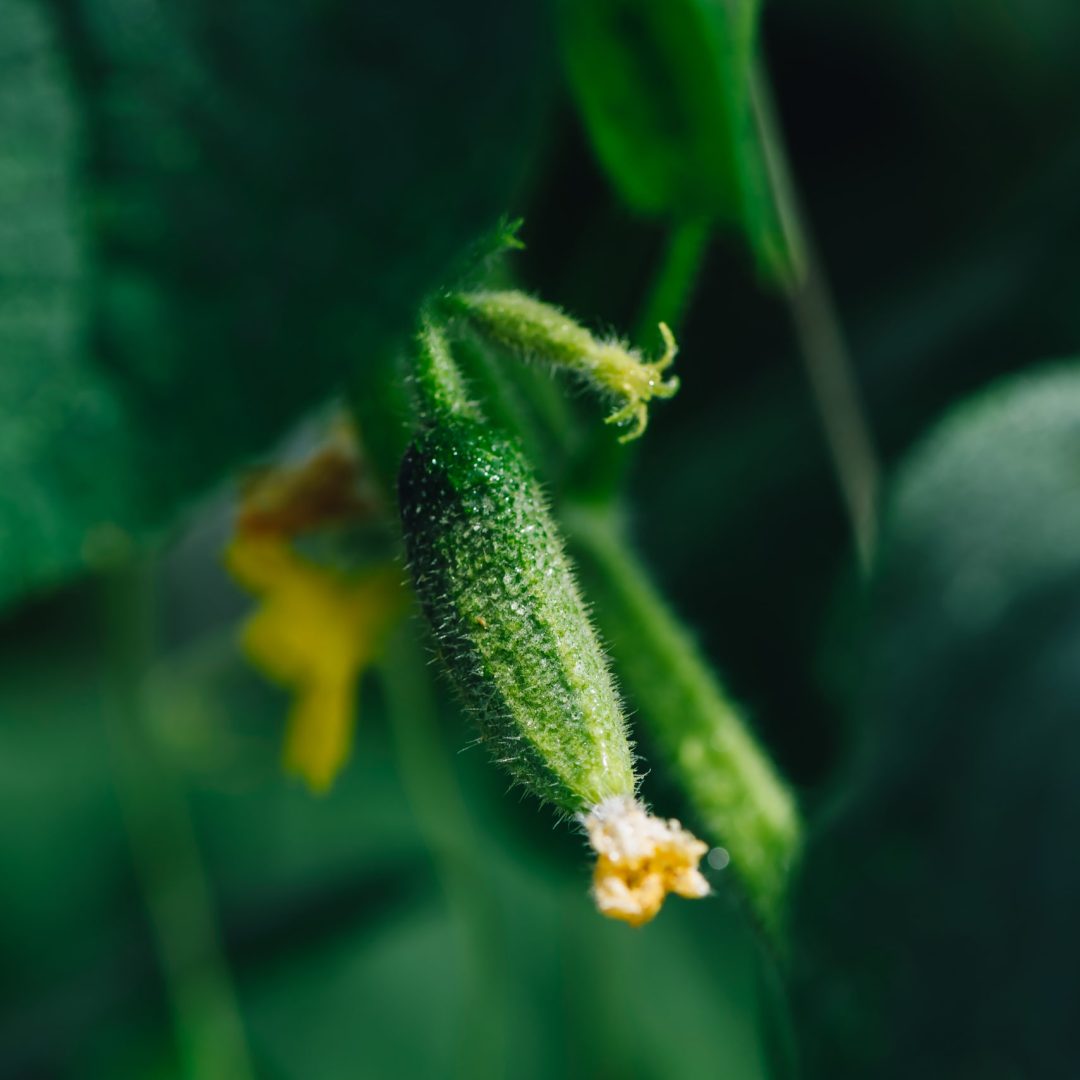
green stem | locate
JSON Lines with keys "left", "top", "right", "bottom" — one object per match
{"left": 633, "top": 217, "right": 712, "bottom": 347}
{"left": 102, "top": 565, "right": 254, "bottom": 1080}
{"left": 563, "top": 504, "right": 801, "bottom": 949}
{"left": 379, "top": 621, "right": 508, "bottom": 1080}
{"left": 411, "top": 315, "right": 480, "bottom": 422}
{"left": 751, "top": 59, "right": 881, "bottom": 574}
{"left": 572, "top": 217, "right": 712, "bottom": 501}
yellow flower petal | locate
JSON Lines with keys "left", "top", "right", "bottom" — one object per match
{"left": 282, "top": 676, "right": 357, "bottom": 794}
{"left": 226, "top": 532, "right": 404, "bottom": 792}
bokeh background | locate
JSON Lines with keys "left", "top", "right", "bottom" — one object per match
{"left": 5, "top": 0, "right": 1080, "bottom": 1076}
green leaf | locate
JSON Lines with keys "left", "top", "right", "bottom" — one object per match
{"left": 0, "top": 0, "right": 141, "bottom": 602}
{"left": 557, "top": 0, "right": 783, "bottom": 269}
{"left": 790, "top": 363, "right": 1080, "bottom": 1077}
{"left": 0, "top": 575, "right": 772, "bottom": 1079}
{"left": 0, "top": 0, "right": 552, "bottom": 611}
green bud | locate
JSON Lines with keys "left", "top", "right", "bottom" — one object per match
{"left": 448, "top": 290, "right": 679, "bottom": 441}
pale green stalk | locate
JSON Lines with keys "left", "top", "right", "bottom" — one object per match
{"left": 633, "top": 218, "right": 712, "bottom": 347}
{"left": 751, "top": 58, "right": 881, "bottom": 573}
{"left": 412, "top": 314, "right": 482, "bottom": 422}
{"left": 447, "top": 290, "right": 678, "bottom": 442}
{"left": 576, "top": 217, "right": 712, "bottom": 498}
{"left": 563, "top": 503, "right": 802, "bottom": 945}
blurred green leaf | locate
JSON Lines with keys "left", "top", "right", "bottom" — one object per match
{"left": 0, "top": 573, "right": 772, "bottom": 1079}
{"left": 557, "top": 0, "right": 784, "bottom": 271}
{"left": 239, "top": 874, "right": 772, "bottom": 1080}
{"left": 558, "top": 0, "right": 756, "bottom": 216}
{"left": 0, "top": 0, "right": 551, "bottom": 611}
{"left": 790, "top": 363, "right": 1080, "bottom": 1077}
{"left": 0, "top": 0, "right": 141, "bottom": 608}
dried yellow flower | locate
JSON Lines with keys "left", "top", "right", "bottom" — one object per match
{"left": 236, "top": 434, "right": 374, "bottom": 537}
{"left": 584, "top": 795, "right": 709, "bottom": 926}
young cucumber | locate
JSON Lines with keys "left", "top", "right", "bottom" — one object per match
{"left": 398, "top": 412, "right": 635, "bottom": 811}
{"left": 397, "top": 321, "right": 708, "bottom": 925}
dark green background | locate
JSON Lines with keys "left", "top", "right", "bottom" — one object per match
{"left": 4, "top": 0, "right": 1080, "bottom": 1076}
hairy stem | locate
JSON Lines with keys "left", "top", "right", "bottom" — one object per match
{"left": 411, "top": 315, "right": 481, "bottom": 422}
{"left": 571, "top": 218, "right": 712, "bottom": 501}
{"left": 751, "top": 59, "right": 881, "bottom": 574}
{"left": 563, "top": 504, "right": 801, "bottom": 948}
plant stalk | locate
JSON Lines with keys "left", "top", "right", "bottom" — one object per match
{"left": 751, "top": 58, "right": 881, "bottom": 574}
{"left": 410, "top": 315, "right": 481, "bottom": 422}
{"left": 633, "top": 217, "right": 712, "bottom": 347}
{"left": 571, "top": 217, "right": 712, "bottom": 501}
{"left": 563, "top": 503, "right": 801, "bottom": 950}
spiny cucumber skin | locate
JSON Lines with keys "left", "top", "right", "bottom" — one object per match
{"left": 398, "top": 416, "right": 635, "bottom": 813}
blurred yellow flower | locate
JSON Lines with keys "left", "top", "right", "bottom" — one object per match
{"left": 226, "top": 533, "right": 403, "bottom": 793}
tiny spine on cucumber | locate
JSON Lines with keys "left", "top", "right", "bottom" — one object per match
{"left": 442, "top": 290, "right": 679, "bottom": 441}
{"left": 397, "top": 316, "right": 707, "bottom": 924}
